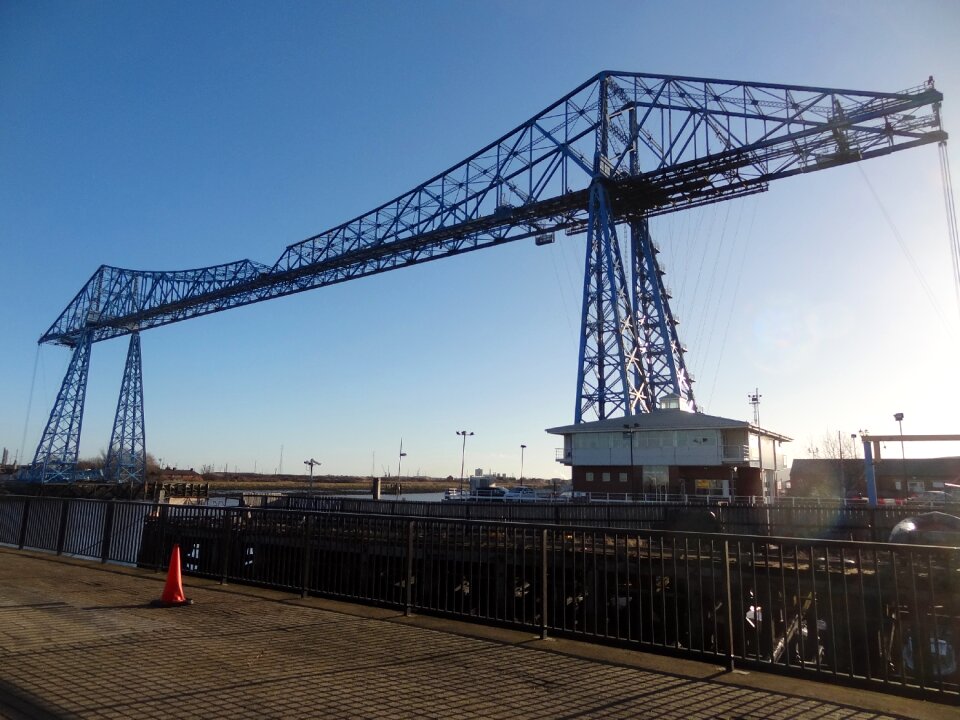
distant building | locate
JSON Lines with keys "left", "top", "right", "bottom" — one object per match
{"left": 468, "top": 469, "right": 508, "bottom": 492}
{"left": 156, "top": 468, "right": 201, "bottom": 482}
{"left": 789, "top": 457, "right": 960, "bottom": 498}
{"left": 546, "top": 397, "right": 790, "bottom": 499}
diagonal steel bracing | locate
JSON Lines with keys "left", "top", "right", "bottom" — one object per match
{"left": 105, "top": 333, "right": 146, "bottom": 484}
{"left": 24, "top": 333, "right": 93, "bottom": 482}
{"left": 576, "top": 183, "right": 643, "bottom": 422}
{"left": 25, "top": 71, "right": 947, "bottom": 481}
{"left": 631, "top": 219, "right": 697, "bottom": 412}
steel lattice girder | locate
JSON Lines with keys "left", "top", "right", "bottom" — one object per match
{"left": 38, "top": 72, "right": 945, "bottom": 347}
{"left": 26, "top": 333, "right": 93, "bottom": 482}
{"left": 105, "top": 333, "right": 146, "bottom": 484}
{"left": 576, "top": 183, "right": 644, "bottom": 422}
{"left": 631, "top": 219, "right": 696, "bottom": 412}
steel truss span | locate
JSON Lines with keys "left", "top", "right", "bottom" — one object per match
{"left": 26, "top": 71, "right": 946, "bottom": 482}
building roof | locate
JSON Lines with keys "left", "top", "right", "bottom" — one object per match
{"left": 546, "top": 409, "right": 792, "bottom": 442}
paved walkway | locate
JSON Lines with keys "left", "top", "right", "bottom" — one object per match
{"left": 0, "top": 548, "right": 953, "bottom": 719}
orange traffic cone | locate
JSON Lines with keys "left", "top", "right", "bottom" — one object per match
{"left": 152, "top": 544, "right": 193, "bottom": 607}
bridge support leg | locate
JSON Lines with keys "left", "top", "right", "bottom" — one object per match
{"left": 575, "top": 182, "right": 641, "bottom": 422}
{"left": 105, "top": 332, "right": 146, "bottom": 485}
{"left": 25, "top": 333, "right": 93, "bottom": 483}
{"left": 630, "top": 219, "right": 698, "bottom": 411}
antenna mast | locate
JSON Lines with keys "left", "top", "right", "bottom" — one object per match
{"left": 748, "top": 388, "right": 762, "bottom": 426}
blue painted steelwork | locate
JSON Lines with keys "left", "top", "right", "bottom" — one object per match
{"left": 576, "top": 182, "right": 640, "bottom": 421}
{"left": 23, "top": 333, "right": 94, "bottom": 483}
{"left": 26, "top": 72, "right": 946, "bottom": 481}
{"left": 38, "top": 73, "right": 945, "bottom": 349}
{"left": 104, "top": 333, "right": 146, "bottom": 484}
{"left": 632, "top": 218, "right": 696, "bottom": 411}
{"left": 863, "top": 440, "right": 879, "bottom": 508}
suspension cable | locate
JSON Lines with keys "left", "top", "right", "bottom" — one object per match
{"left": 18, "top": 344, "right": 41, "bottom": 467}
{"left": 938, "top": 140, "right": 960, "bottom": 323}
{"left": 857, "top": 164, "right": 948, "bottom": 328}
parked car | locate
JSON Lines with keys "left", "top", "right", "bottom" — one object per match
{"left": 503, "top": 486, "right": 539, "bottom": 502}
{"left": 888, "top": 511, "right": 960, "bottom": 545}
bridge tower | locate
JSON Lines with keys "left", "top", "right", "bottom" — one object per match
{"left": 104, "top": 332, "right": 147, "bottom": 484}
{"left": 576, "top": 77, "right": 696, "bottom": 421}
{"left": 25, "top": 332, "right": 93, "bottom": 482}
{"left": 21, "top": 72, "right": 947, "bottom": 482}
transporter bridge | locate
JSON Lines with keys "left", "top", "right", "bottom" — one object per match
{"left": 24, "top": 71, "right": 950, "bottom": 483}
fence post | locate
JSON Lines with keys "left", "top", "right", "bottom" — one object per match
{"left": 100, "top": 500, "right": 116, "bottom": 564}
{"left": 540, "top": 528, "right": 549, "bottom": 640}
{"left": 18, "top": 497, "right": 32, "bottom": 550}
{"left": 722, "top": 539, "right": 735, "bottom": 671}
{"left": 55, "top": 499, "right": 70, "bottom": 555}
{"left": 405, "top": 520, "right": 415, "bottom": 616}
{"left": 220, "top": 508, "right": 232, "bottom": 585}
{"left": 300, "top": 513, "right": 313, "bottom": 599}
{"left": 154, "top": 502, "right": 167, "bottom": 572}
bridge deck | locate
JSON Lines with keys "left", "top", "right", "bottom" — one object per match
{"left": 0, "top": 548, "right": 951, "bottom": 720}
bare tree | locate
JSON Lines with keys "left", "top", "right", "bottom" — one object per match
{"left": 804, "top": 430, "right": 866, "bottom": 496}
{"left": 805, "top": 430, "right": 860, "bottom": 460}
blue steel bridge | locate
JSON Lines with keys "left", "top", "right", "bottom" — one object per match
{"left": 24, "top": 71, "right": 947, "bottom": 484}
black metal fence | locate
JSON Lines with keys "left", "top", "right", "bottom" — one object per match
{"left": 238, "top": 493, "right": 959, "bottom": 541}
{"left": 1, "top": 495, "right": 957, "bottom": 702}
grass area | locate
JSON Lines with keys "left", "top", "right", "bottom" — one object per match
{"left": 199, "top": 474, "right": 553, "bottom": 493}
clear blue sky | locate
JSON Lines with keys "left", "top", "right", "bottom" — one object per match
{"left": 2, "top": 1, "right": 959, "bottom": 480}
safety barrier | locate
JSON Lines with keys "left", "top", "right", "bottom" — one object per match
{"left": 1, "top": 495, "right": 957, "bottom": 702}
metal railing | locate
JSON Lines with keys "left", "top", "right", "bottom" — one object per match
{"left": 1, "top": 495, "right": 957, "bottom": 702}
{"left": 235, "top": 493, "right": 960, "bottom": 541}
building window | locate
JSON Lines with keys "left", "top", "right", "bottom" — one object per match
{"left": 602, "top": 472, "right": 611, "bottom": 482}
{"left": 585, "top": 472, "right": 594, "bottom": 483}
{"left": 619, "top": 472, "right": 628, "bottom": 483}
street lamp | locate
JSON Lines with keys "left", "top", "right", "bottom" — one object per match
{"left": 397, "top": 440, "right": 407, "bottom": 483}
{"left": 303, "top": 458, "right": 320, "bottom": 497}
{"left": 894, "top": 412, "right": 906, "bottom": 487}
{"left": 837, "top": 430, "right": 845, "bottom": 493}
{"left": 520, "top": 444, "right": 527, "bottom": 486}
{"left": 456, "top": 430, "right": 474, "bottom": 494}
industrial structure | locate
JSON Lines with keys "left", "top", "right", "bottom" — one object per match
{"left": 548, "top": 395, "right": 789, "bottom": 499}
{"left": 22, "top": 72, "right": 949, "bottom": 485}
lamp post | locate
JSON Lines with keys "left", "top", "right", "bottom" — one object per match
{"left": 397, "top": 440, "right": 407, "bottom": 484}
{"left": 456, "top": 430, "right": 474, "bottom": 494}
{"left": 303, "top": 458, "right": 320, "bottom": 497}
{"left": 623, "top": 425, "right": 636, "bottom": 494}
{"left": 837, "top": 430, "right": 845, "bottom": 494}
{"left": 894, "top": 413, "right": 905, "bottom": 488}
{"left": 520, "top": 444, "right": 527, "bottom": 486}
